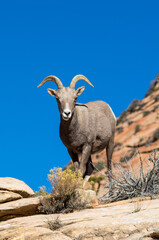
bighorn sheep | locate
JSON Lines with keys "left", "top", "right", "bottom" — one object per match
{"left": 38, "top": 75, "right": 116, "bottom": 186}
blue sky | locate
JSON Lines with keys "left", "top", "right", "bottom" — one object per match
{"left": 0, "top": 0, "right": 158, "bottom": 191}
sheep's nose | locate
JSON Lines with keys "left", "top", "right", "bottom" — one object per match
{"left": 62, "top": 109, "right": 72, "bottom": 120}
{"left": 64, "top": 110, "right": 71, "bottom": 116}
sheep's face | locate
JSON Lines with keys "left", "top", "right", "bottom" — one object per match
{"left": 47, "top": 86, "right": 85, "bottom": 121}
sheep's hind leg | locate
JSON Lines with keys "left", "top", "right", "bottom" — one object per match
{"left": 106, "top": 134, "right": 115, "bottom": 194}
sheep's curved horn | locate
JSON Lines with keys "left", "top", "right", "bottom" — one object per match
{"left": 70, "top": 74, "right": 94, "bottom": 89}
{"left": 37, "top": 76, "right": 63, "bottom": 89}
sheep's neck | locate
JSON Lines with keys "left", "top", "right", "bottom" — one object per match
{"left": 60, "top": 109, "right": 78, "bottom": 133}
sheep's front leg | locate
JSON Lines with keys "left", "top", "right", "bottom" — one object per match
{"left": 80, "top": 145, "right": 91, "bottom": 187}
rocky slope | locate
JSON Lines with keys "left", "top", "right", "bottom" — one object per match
{"left": 0, "top": 197, "right": 159, "bottom": 239}
{"left": 90, "top": 74, "right": 159, "bottom": 189}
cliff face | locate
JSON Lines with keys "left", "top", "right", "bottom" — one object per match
{"left": 91, "top": 75, "right": 159, "bottom": 184}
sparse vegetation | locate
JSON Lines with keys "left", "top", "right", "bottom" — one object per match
{"left": 154, "top": 94, "right": 159, "bottom": 102}
{"left": 41, "top": 168, "right": 86, "bottom": 213}
{"left": 134, "top": 124, "right": 140, "bottom": 134}
{"left": 32, "top": 186, "right": 48, "bottom": 197}
{"left": 100, "top": 151, "right": 159, "bottom": 203}
{"left": 139, "top": 137, "right": 144, "bottom": 143}
{"left": 116, "top": 127, "right": 124, "bottom": 134}
{"left": 69, "top": 164, "right": 75, "bottom": 172}
{"left": 116, "top": 110, "right": 127, "bottom": 125}
{"left": 138, "top": 102, "right": 147, "bottom": 111}
{"left": 39, "top": 186, "right": 48, "bottom": 196}
{"left": 116, "top": 99, "right": 147, "bottom": 126}
{"left": 95, "top": 154, "right": 99, "bottom": 159}
{"left": 153, "top": 104, "right": 159, "bottom": 112}
{"left": 152, "top": 128, "right": 159, "bottom": 142}
{"left": 47, "top": 216, "right": 63, "bottom": 230}
{"left": 143, "top": 110, "right": 151, "bottom": 117}
{"left": 120, "top": 150, "right": 137, "bottom": 163}
{"left": 145, "top": 75, "right": 159, "bottom": 97}
{"left": 127, "top": 99, "right": 139, "bottom": 113}
{"left": 145, "top": 137, "right": 152, "bottom": 146}
{"left": 89, "top": 176, "right": 104, "bottom": 194}
{"left": 114, "top": 142, "right": 122, "bottom": 148}
{"left": 94, "top": 161, "right": 105, "bottom": 172}
{"left": 114, "top": 142, "right": 122, "bottom": 151}
{"left": 128, "top": 120, "right": 134, "bottom": 126}
{"left": 132, "top": 196, "right": 142, "bottom": 213}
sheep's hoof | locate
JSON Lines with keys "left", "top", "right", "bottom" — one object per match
{"left": 83, "top": 175, "right": 90, "bottom": 187}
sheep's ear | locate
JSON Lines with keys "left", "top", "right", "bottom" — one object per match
{"left": 76, "top": 86, "right": 85, "bottom": 96}
{"left": 47, "top": 88, "right": 57, "bottom": 97}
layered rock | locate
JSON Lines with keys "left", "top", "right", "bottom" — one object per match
{"left": 0, "top": 177, "right": 39, "bottom": 221}
{"left": 0, "top": 190, "right": 22, "bottom": 203}
{"left": 0, "top": 177, "right": 34, "bottom": 198}
{"left": 0, "top": 197, "right": 40, "bottom": 221}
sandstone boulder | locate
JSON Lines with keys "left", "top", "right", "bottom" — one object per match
{"left": 0, "top": 190, "right": 22, "bottom": 203}
{"left": 78, "top": 189, "right": 98, "bottom": 206}
{"left": 0, "top": 197, "right": 40, "bottom": 221}
{"left": 0, "top": 177, "right": 34, "bottom": 198}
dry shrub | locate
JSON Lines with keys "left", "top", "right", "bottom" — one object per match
{"left": 41, "top": 168, "right": 86, "bottom": 213}
{"left": 47, "top": 216, "right": 63, "bottom": 230}
{"left": 100, "top": 151, "right": 159, "bottom": 203}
